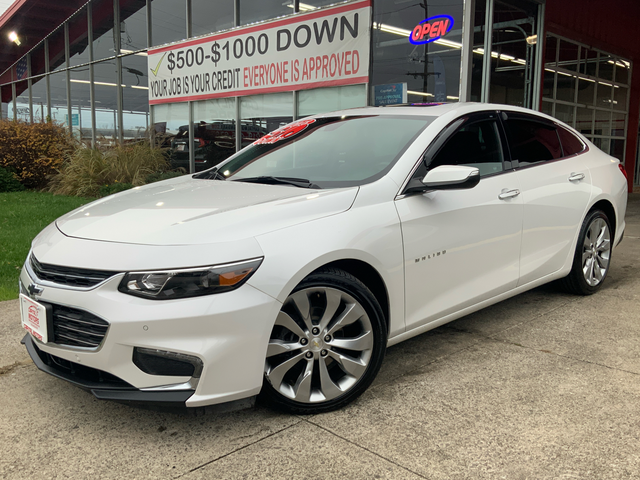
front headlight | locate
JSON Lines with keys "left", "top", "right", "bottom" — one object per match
{"left": 118, "top": 258, "right": 263, "bottom": 300}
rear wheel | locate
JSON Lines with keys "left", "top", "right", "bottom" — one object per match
{"left": 561, "top": 209, "right": 612, "bottom": 295}
{"left": 261, "top": 268, "right": 386, "bottom": 414}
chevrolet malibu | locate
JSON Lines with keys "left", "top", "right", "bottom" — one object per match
{"left": 19, "top": 103, "right": 628, "bottom": 414}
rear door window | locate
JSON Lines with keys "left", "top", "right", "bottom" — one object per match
{"left": 503, "top": 118, "right": 563, "bottom": 166}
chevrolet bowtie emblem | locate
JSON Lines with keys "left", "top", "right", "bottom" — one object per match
{"left": 28, "top": 283, "right": 44, "bottom": 297}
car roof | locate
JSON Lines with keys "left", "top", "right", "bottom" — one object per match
{"left": 314, "top": 102, "right": 558, "bottom": 122}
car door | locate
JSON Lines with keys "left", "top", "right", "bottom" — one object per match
{"left": 395, "top": 112, "right": 523, "bottom": 331}
{"left": 500, "top": 112, "right": 592, "bottom": 286}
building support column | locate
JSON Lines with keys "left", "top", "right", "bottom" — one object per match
{"left": 459, "top": 0, "right": 476, "bottom": 102}
{"left": 481, "top": 0, "right": 494, "bottom": 103}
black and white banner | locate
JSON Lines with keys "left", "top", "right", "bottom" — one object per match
{"left": 147, "top": 0, "right": 371, "bottom": 104}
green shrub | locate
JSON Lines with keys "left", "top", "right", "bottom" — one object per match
{"left": 144, "top": 170, "right": 186, "bottom": 184}
{"left": 99, "top": 182, "right": 134, "bottom": 197}
{"left": 49, "top": 142, "right": 171, "bottom": 197}
{"left": 0, "top": 166, "right": 25, "bottom": 192}
{"left": 0, "top": 120, "right": 76, "bottom": 189}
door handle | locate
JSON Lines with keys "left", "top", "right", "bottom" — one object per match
{"left": 568, "top": 172, "right": 585, "bottom": 182}
{"left": 498, "top": 189, "right": 520, "bottom": 200}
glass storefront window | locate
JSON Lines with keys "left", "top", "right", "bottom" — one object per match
{"left": 554, "top": 103, "right": 574, "bottom": 127}
{"left": 121, "top": 54, "right": 150, "bottom": 139}
{"left": 558, "top": 40, "right": 579, "bottom": 72}
{"left": 151, "top": 0, "right": 186, "bottom": 46}
{"left": 241, "top": 93, "right": 293, "bottom": 142}
{"left": 192, "top": 98, "right": 237, "bottom": 170}
{"left": 15, "top": 81, "right": 30, "bottom": 122}
{"left": 614, "top": 60, "right": 629, "bottom": 85}
{"left": 577, "top": 78, "right": 595, "bottom": 105}
{"left": 542, "top": 34, "right": 631, "bottom": 162}
{"left": 1, "top": 85, "right": 11, "bottom": 120}
{"left": 487, "top": 0, "right": 539, "bottom": 107}
{"left": 614, "top": 86, "right": 628, "bottom": 111}
{"left": 298, "top": 85, "right": 366, "bottom": 117}
{"left": 30, "top": 43, "right": 47, "bottom": 77}
{"left": 30, "top": 76, "right": 48, "bottom": 122}
{"left": 49, "top": 26, "right": 67, "bottom": 72}
{"left": 152, "top": 102, "right": 189, "bottom": 170}
{"left": 612, "top": 112, "right": 626, "bottom": 137}
{"left": 594, "top": 109, "right": 612, "bottom": 137}
{"left": 192, "top": 0, "right": 234, "bottom": 36}
{"left": 580, "top": 47, "right": 598, "bottom": 76}
{"left": 597, "top": 53, "right": 614, "bottom": 81}
{"left": 69, "top": 6, "right": 91, "bottom": 67}
{"left": 596, "top": 81, "right": 613, "bottom": 108}
{"left": 575, "top": 107, "right": 593, "bottom": 136}
{"left": 69, "top": 66, "right": 92, "bottom": 139}
{"left": 120, "top": 0, "right": 148, "bottom": 53}
{"left": 555, "top": 73, "right": 575, "bottom": 103}
{"left": 300, "top": 0, "right": 343, "bottom": 9}
{"left": 92, "top": 0, "right": 117, "bottom": 60}
{"left": 239, "top": 0, "right": 294, "bottom": 26}
{"left": 49, "top": 72, "right": 69, "bottom": 126}
{"left": 372, "top": 0, "right": 463, "bottom": 104}
{"left": 94, "top": 60, "right": 118, "bottom": 139}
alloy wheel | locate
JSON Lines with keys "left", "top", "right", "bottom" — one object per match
{"left": 582, "top": 217, "right": 611, "bottom": 286}
{"left": 265, "top": 287, "right": 374, "bottom": 404}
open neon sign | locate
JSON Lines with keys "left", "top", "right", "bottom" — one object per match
{"left": 409, "top": 15, "right": 454, "bottom": 45}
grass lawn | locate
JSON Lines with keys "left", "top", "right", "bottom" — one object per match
{"left": 0, "top": 191, "right": 93, "bottom": 301}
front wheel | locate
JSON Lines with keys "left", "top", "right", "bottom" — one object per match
{"left": 261, "top": 268, "right": 387, "bottom": 414}
{"left": 561, "top": 209, "right": 612, "bottom": 295}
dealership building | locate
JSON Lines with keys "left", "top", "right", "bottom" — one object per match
{"left": 0, "top": 0, "right": 638, "bottom": 190}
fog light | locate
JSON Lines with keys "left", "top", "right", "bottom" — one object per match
{"left": 133, "top": 348, "right": 203, "bottom": 378}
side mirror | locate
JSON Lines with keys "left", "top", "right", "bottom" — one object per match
{"left": 404, "top": 165, "right": 480, "bottom": 194}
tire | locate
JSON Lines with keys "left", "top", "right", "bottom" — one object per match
{"left": 261, "top": 267, "right": 387, "bottom": 414}
{"left": 560, "top": 209, "right": 612, "bottom": 295}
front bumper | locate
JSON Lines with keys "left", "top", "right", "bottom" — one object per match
{"left": 23, "top": 334, "right": 194, "bottom": 407}
{"left": 20, "top": 262, "right": 282, "bottom": 408}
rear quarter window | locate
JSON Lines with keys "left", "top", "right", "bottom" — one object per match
{"left": 557, "top": 126, "right": 586, "bottom": 156}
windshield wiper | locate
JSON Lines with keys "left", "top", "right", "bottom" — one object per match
{"left": 232, "top": 176, "right": 320, "bottom": 189}
{"left": 193, "top": 168, "right": 226, "bottom": 181}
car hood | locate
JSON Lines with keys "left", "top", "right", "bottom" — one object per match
{"left": 56, "top": 176, "right": 358, "bottom": 246}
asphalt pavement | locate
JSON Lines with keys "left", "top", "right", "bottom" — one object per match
{"left": 1, "top": 194, "right": 639, "bottom": 479}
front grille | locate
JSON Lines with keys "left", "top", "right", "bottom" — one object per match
{"left": 51, "top": 304, "right": 110, "bottom": 348}
{"left": 30, "top": 255, "right": 118, "bottom": 288}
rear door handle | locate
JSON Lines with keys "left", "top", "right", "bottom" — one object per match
{"left": 569, "top": 172, "right": 585, "bottom": 182}
{"left": 498, "top": 189, "right": 520, "bottom": 200}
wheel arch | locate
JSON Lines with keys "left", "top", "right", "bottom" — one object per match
{"left": 312, "top": 259, "right": 391, "bottom": 335}
{"left": 588, "top": 198, "right": 617, "bottom": 238}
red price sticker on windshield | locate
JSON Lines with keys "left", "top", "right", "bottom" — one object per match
{"left": 253, "top": 119, "right": 316, "bottom": 145}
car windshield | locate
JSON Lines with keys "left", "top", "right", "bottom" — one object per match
{"left": 195, "top": 115, "right": 434, "bottom": 188}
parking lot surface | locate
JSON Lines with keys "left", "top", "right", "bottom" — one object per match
{"left": 1, "top": 194, "right": 639, "bottom": 479}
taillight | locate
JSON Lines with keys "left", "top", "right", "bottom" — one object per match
{"left": 194, "top": 137, "right": 206, "bottom": 148}
{"left": 618, "top": 163, "right": 628, "bottom": 180}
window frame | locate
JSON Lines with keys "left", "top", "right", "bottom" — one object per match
{"left": 403, "top": 111, "right": 513, "bottom": 193}
{"left": 498, "top": 110, "right": 589, "bottom": 171}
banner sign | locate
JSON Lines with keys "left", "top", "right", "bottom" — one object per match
{"left": 147, "top": 0, "right": 371, "bottom": 105}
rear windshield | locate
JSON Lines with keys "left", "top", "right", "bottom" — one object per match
{"left": 201, "top": 115, "right": 434, "bottom": 188}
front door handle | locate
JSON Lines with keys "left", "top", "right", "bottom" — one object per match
{"left": 569, "top": 172, "right": 585, "bottom": 182}
{"left": 498, "top": 189, "right": 520, "bottom": 200}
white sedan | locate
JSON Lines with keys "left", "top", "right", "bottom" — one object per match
{"left": 19, "top": 103, "right": 628, "bottom": 414}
